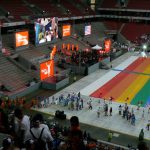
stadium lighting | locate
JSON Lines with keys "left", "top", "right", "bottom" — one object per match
{"left": 143, "top": 44, "right": 147, "bottom": 50}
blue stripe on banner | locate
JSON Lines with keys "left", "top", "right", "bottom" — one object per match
{"left": 112, "top": 68, "right": 150, "bottom": 76}
{"left": 145, "top": 96, "right": 150, "bottom": 107}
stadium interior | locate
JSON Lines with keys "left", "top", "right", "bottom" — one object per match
{"left": 0, "top": 0, "right": 150, "bottom": 149}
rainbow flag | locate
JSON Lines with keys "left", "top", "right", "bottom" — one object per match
{"left": 90, "top": 58, "right": 150, "bottom": 106}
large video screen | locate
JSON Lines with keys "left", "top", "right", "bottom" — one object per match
{"left": 62, "top": 25, "right": 71, "bottom": 37}
{"left": 84, "top": 25, "right": 91, "bottom": 35}
{"left": 35, "top": 17, "right": 58, "bottom": 45}
{"left": 40, "top": 60, "right": 54, "bottom": 80}
{"left": 15, "top": 31, "right": 29, "bottom": 48}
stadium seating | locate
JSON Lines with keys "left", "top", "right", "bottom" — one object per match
{"left": 26, "top": 0, "right": 62, "bottom": 17}
{"left": 104, "top": 21, "right": 123, "bottom": 30}
{"left": 72, "top": 0, "right": 95, "bottom": 15}
{"left": 121, "top": 23, "right": 150, "bottom": 41}
{"left": 127, "top": 0, "right": 150, "bottom": 10}
{"left": 0, "top": 54, "right": 32, "bottom": 93}
{"left": 0, "top": 0, "right": 33, "bottom": 21}
{"left": 60, "top": 0, "right": 83, "bottom": 16}
{"left": 101, "top": 0, "right": 117, "bottom": 8}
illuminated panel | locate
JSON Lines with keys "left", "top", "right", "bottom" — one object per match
{"left": 40, "top": 46, "right": 57, "bottom": 80}
{"left": 62, "top": 25, "right": 71, "bottom": 37}
{"left": 35, "top": 17, "right": 58, "bottom": 45}
{"left": 15, "top": 31, "right": 29, "bottom": 47}
{"left": 40, "top": 60, "right": 54, "bottom": 80}
{"left": 104, "top": 39, "right": 111, "bottom": 52}
{"left": 85, "top": 25, "right": 91, "bottom": 35}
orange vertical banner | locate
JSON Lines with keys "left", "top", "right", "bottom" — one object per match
{"left": 67, "top": 43, "right": 70, "bottom": 51}
{"left": 62, "top": 43, "right": 65, "bottom": 49}
{"left": 71, "top": 44, "right": 74, "bottom": 51}
{"left": 76, "top": 44, "right": 79, "bottom": 51}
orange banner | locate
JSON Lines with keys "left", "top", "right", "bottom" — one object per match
{"left": 40, "top": 60, "right": 54, "bottom": 80}
{"left": 15, "top": 31, "right": 29, "bottom": 47}
{"left": 62, "top": 25, "right": 71, "bottom": 37}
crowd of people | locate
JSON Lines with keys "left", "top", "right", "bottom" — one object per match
{"left": 0, "top": 96, "right": 130, "bottom": 150}
{"left": 71, "top": 51, "right": 99, "bottom": 66}
{"left": 31, "top": 92, "right": 150, "bottom": 138}
{"left": 134, "top": 34, "right": 150, "bottom": 46}
{"left": 0, "top": 93, "right": 150, "bottom": 150}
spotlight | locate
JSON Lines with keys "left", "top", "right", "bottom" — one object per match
{"left": 143, "top": 44, "right": 147, "bottom": 50}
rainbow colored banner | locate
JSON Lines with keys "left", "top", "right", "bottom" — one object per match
{"left": 90, "top": 58, "right": 150, "bottom": 106}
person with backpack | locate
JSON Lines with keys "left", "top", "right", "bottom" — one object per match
{"left": 24, "top": 114, "right": 54, "bottom": 150}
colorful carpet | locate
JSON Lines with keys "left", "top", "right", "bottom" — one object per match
{"left": 90, "top": 58, "right": 150, "bottom": 106}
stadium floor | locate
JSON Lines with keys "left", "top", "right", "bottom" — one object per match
{"left": 34, "top": 52, "right": 150, "bottom": 144}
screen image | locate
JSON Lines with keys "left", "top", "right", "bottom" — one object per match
{"left": 84, "top": 25, "right": 91, "bottom": 35}
{"left": 35, "top": 17, "right": 58, "bottom": 45}
{"left": 15, "top": 31, "right": 29, "bottom": 47}
{"left": 40, "top": 60, "right": 54, "bottom": 80}
{"left": 62, "top": 25, "right": 71, "bottom": 37}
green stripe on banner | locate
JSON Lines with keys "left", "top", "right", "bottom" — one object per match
{"left": 131, "top": 79, "right": 150, "bottom": 106}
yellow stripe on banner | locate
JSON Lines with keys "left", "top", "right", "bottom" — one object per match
{"left": 116, "top": 64, "right": 150, "bottom": 104}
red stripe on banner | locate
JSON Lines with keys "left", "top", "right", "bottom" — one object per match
{"left": 90, "top": 58, "right": 143, "bottom": 98}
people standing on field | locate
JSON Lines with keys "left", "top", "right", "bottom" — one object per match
{"left": 97, "top": 107, "right": 100, "bottom": 118}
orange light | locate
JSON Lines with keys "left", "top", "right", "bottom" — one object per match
{"left": 62, "top": 25, "right": 71, "bottom": 37}
{"left": 104, "top": 39, "right": 111, "bottom": 52}
{"left": 15, "top": 31, "right": 29, "bottom": 47}
{"left": 62, "top": 43, "right": 65, "bottom": 49}
{"left": 50, "top": 45, "right": 57, "bottom": 60}
{"left": 76, "top": 44, "right": 79, "bottom": 51}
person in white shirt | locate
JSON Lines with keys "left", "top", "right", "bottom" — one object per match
{"left": 24, "top": 114, "right": 53, "bottom": 150}
{"left": 14, "top": 108, "right": 30, "bottom": 148}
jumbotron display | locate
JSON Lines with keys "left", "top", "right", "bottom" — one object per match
{"left": 35, "top": 17, "right": 58, "bottom": 45}
{"left": 84, "top": 25, "right": 91, "bottom": 35}
{"left": 15, "top": 31, "right": 29, "bottom": 48}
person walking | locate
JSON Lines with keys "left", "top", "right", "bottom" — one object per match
{"left": 118, "top": 105, "right": 122, "bottom": 115}
{"left": 109, "top": 107, "right": 112, "bottom": 116}
{"left": 131, "top": 113, "right": 136, "bottom": 125}
{"left": 88, "top": 100, "right": 92, "bottom": 110}
{"left": 139, "top": 129, "right": 144, "bottom": 142}
{"left": 142, "top": 109, "right": 145, "bottom": 119}
{"left": 97, "top": 107, "right": 100, "bottom": 118}
{"left": 146, "top": 120, "right": 150, "bottom": 131}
